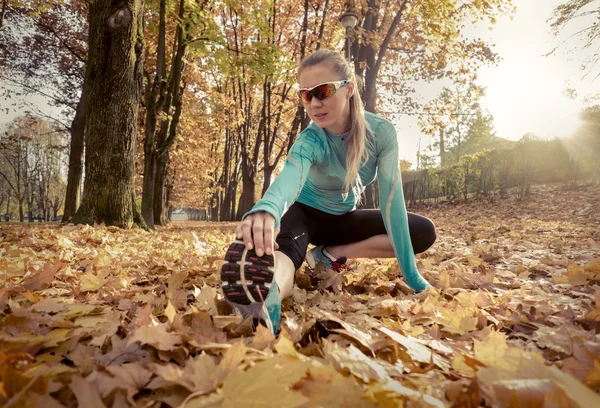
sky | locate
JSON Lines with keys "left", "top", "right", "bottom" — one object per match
{"left": 393, "top": 0, "right": 599, "bottom": 167}
{"left": 1, "top": 0, "right": 598, "bottom": 168}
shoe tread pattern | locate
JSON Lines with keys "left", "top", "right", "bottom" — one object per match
{"left": 221, "top": 242, "right": 275, "bottom": 306}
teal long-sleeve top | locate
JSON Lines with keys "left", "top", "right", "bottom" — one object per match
{"left": 244, "top": 112, "right": 431, "bottom": 292}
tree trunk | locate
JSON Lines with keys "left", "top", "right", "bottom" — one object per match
{"left": 0, "top": 0, "right": 7, "bottom": 30}
{"left": 63, "top": 91, "right": 86, "bottom": 221}
{"left": 72, "top": 0, "right": 147, "bottom": 229}
{"left": 439, "top": 128, "right": 446, "bottom": 167}
{"left": 5, "top": 192, "right": 10, "bottom": 221}
{"left": 18, "top": 198, "right": 24, "bottom": 222}
{"left": 236, "top": 171, "right": 254, "bottom": 221}
{"left": 153, "top": 151, "right": 170, "bottom": 226}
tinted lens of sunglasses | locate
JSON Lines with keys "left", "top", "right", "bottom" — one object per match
{"left": 299, "top": 83, "right": 336, "bottom": 103}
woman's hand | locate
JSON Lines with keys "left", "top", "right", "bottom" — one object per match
{"left": 235, "top": 211, "right": 280, "bottom": 257}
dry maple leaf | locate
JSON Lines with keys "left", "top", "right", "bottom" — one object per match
{"left": 249, "top": 324, "right": 276, "bottom": 351}
{"left": 127, "top": 320, "right": 182, "bottom": 351}
{"left": 168, "top": 271, "right": 188, "bottom": 309}
{"left": 323, "top": 340, "right": 387, "bottom": 383}
{"left": 22, "top": 260, "right": 63, "bottom": 291}
{"left": 69, "top": 375, "right": 107, "bottom": 408}
{"left": 214, "top": 340, "right": 247, "bottom": 385}
{"left": 297, "top": 364, "right": 377, "bottom": 407}
{"left": 97, "top": 335, "right": 150, "bottom": 366}
{"left": 219, "top": 357, "right": 311, "bottom": 408}
{"left": 378, "top": 326, "right": 450, "bottom": 371}
{"left": 150, "top": 353, "right": 217, "bottom": 394}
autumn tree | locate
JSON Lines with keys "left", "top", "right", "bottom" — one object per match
{"left": 548, "top": 0, "right": 600, "bottom": 80}
{"left": 345, "top": 0, "right": 512, "bottom": 206}
{"left": 140, "top": 0, "right": 216, "bottom": 228}
{"left": 72, "top": 0, "right": 146, "bottom": 228}
{"left": 0, "top": 0, "right": 88, "bottom": 221}
{"left": 203, "top": 0, "right": 340, "bottom": 221}
{"left": 419, "top": 84, "right": 488, "bottom": 166}
{"left": 0, "top": 115, "right": 66, "bottom": 221}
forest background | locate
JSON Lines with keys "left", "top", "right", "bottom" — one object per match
{"left": 0, "top": 0, "right": 599, "bottom": 228}
{"left": 1, "top": 1, "right": 600, "bottom": 407}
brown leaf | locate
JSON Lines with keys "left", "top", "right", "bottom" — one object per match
{"left": 101, "top": 362, "right": 152, "bottom": 400}
{"left": 249, "top": 324, "right": 276, "bottom": 351}
{"left": 69, "top": 375, "right": 107, "bottom": 408}
{"left": 378, "top": 327, "right": 450, "bottom": 371}
{"left": 220, "top": 358, "right": 310, "bottom": 408}
{"left": 323, "top": 340, "right": 387, "bottom": 383}
{"left": 23, "top": 260, "right": 63, "bottom": 291}
{"left": 214, "top": 341, "right": 247, "bottom": 385}
{"left": 128, "top": 321, "right": 182, "bottom": 351}
{"left": 168, "top": 271, "right": 188, "bottom": 309}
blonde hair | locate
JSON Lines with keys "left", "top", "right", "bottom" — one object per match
{"left": 298, "top": 49, "right": 371, "bottom": 201}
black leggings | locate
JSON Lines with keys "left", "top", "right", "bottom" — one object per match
{"left": 276, "top": 202, "right": 437, "bottom": 270}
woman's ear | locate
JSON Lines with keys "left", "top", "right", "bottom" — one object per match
{"left": 346, "top": 82, "right": 355, "bottom": 99}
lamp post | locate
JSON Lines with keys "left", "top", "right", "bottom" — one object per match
{"left": 339, "top": 7, "right": 358, "bottom": 63}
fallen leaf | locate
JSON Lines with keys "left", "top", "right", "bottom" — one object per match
{"left": 220, "top": 358, "right": 311, "bottom": 408}
{"left": 128, "top": 321, "right": 182, "bottom": 351}
{"left": 23, "top": 260, "right": 63, "bottom": 291}
{"left": 69, "top": 375, "right": 107, "bottom": 408}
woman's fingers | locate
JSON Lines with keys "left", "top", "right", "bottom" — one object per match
{"left": 252, "top": 215, "right": 265, "bottom": 256}
{"left": 263, "top": 216, "right": 276, "bottom": 255}
{"left": 236, "top": 212, "right": 277, "bottom": 255}
{"left": 240, "top": 219, "right": 253, "bottom": 250}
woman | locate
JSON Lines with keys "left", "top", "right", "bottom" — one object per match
{"left": 221, "top": 50, "right": 436, "bottom": 335}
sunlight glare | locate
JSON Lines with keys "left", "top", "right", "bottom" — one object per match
{"left": 481, "top": 60, "right": 582, "bottom": 141}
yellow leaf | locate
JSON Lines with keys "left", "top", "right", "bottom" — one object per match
{"left": 128, "top": 321, "right": 182, "bottom": 351}
{"left": 474, "top": 331, "right": 527, "bottom": 371}
{"left": 299, "top": 365, "right": 376, "bottom": 407}
{"left": 215, "top": 340, "right": 247, "bottom": 385}
{"left": 60, "top": 304, "right": 105, "bottom": 320}
{"left": 585, "top": 359, "right": 600, "bottom": 387}
{"left": 220, "top": 358, "right": 310, "bottom": 408}
{"left": 438, "top": 268, "right": 451, "bottom": 289}
{"left": 377, "top": 327, "right": 449, "bottom": 371}
{"left": 554, "top": 264, "right": 588, "bottom": 285}
{"left": 168, "top": 271, "right": 188, "bottom": 309}
{"left": 20, "top": 290, "right": 40, "bottom": 303}
{"left": 452, "top": 354, "right": 476, "bottom": 377}
{"left": 323, "top": 340, "right": 387, "bottom": 383}
{"left": 80, "top": 274, "right": 108, "bottom": 292}
{"left": 274, "top": 336, "right": 300, "bottom": 358}
{"left": 440, "top": 307, "right": 478, "bottom": 335}
{"left": 165, "top": 299, "right": 177, "bottom": 324}
{"left": 250, "top": 324, "right": 276, "bottom": 350}
{"left": 42, "top": 328, "right": 72, "bottom": 348}
{"left": 31, "top": 297, "right": 65, "bottom": 313}
{"left": 323, "top": 339, "right": 387, "bottom": 383}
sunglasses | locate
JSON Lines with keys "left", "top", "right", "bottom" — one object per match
{"left": 297, "top": 80, "right": 350, "bottom": 104}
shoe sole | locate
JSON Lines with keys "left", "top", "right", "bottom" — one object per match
{"left": 221, "top": 241, "right": 276, "bottom": 325}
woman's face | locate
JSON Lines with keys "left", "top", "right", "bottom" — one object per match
{"left": 297, "top": 63, "right": 354, "bottom": 135}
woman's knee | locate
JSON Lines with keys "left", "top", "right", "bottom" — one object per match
{"left": 412, "top": 217, "right": 436, "bottom": 254}
{"left": 275, "top": 233, "right": 308, "bottom": 270}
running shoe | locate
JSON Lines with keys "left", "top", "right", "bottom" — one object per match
{"left": 305, "top": 245, "right": 347, "bottom": 272}
{"left": 221, "top": 241, "right": 281, "bottom": 335}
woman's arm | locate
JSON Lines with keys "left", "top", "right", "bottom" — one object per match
{"left": 237, "top": 130, "right": 325, "bottom": 255}
{"left": 376, "top": 121, "right": 431, "bottom": 292}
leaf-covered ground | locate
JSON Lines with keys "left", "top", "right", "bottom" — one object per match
{"left": 1, "top": 183, "right": 600, "bottom": 407}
